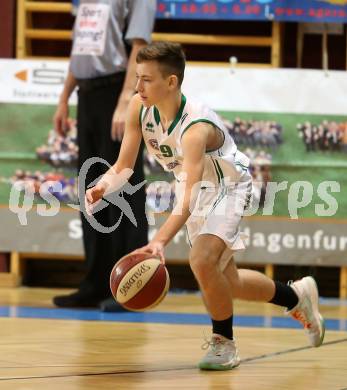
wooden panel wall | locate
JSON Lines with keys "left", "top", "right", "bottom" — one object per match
{"left": 0, "top": 0, "right": 16, "bottom": 57}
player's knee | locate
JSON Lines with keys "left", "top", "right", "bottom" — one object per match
{"left": 189, "top": 251, "right": 218, "bottom": 283}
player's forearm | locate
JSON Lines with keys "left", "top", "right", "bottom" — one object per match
{"left": 152, "top": 207, "right": 191, "bottom": 247}
{"left": 98, "top": 164, "right": 134, "bottom": 195}
{"left": 97, "top": 143, "right": 141, "bottom": 193}
{"left": 152, "top": 182, "right": 200, "bottom": 246}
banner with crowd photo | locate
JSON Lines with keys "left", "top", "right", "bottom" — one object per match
{"left": 0, "top": 59, "right": 347, "bottom": 264}
{"left": 157, "top": 0, "right": 347, "bottom": 23}
{"left": 183, "top": 66, "right": 347, "bottom": 220}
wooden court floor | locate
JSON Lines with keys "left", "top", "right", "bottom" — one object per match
{"left": 0, "top": 287, "right": 346, "bottom": 390}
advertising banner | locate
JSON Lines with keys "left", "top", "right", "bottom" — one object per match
{"left": 1, "top": 59, "right": 346, "bottom": 264}
{"left": 157, "top": 0, "right": 347, "bottom": 23}
{"left": 1, "top": 208, "right": 347, "bottom": 266}
{"left": 0, "top": 60, "right": 76, "bottom": 105}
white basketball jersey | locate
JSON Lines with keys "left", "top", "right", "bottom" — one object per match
{"left": 140, "top": 94, "right": 250, "bottom": 187}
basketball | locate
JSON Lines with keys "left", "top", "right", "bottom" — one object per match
{"left": 109, "top": 252, "right": 170, "bottom": 311}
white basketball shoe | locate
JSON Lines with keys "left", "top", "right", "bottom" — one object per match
{"left": 286, "top": 276, "right": 325, "bottom": 347}
{"left": 198, "top": 334, "right": 241, "bottom": 370}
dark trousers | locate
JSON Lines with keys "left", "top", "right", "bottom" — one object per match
{"left": 77, "top": 76, "right": 148, "bottom": 298}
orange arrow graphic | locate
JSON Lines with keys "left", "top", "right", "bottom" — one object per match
{"left": 15, "top": 69, "right": 28, "bottom": 82}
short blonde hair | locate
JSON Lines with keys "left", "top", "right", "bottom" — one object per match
{"left": 136, "top": 41, "right": 186, "bottom": 86}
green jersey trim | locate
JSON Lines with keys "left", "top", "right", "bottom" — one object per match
{"left": 153, "top": 106, "right": 160, "bottom": 125}
{"left": 168, "top": 94, "right": 187, "bottom": 135}
{"left": 211, "top": 157, "right": 221, "bottom": 184}
{"left": 181, "top": 119, "right": 216, "bottom": 138}
{"left": 180, "top": 119, "right": 225, "bottom": 152}
{"left": 208, "top": 187, "right": 227, "bottom": 217}
{"left": 215, "top": 159, "right": 224, "bottom": 180}
{"left": 153, "top": 94, "right": 187, "bottom": 134}
{"left": 153, "top": 94, "right": 186, "bottom": 132}
{"left": 235, "top": 162, "right": 248, "bottom": 172}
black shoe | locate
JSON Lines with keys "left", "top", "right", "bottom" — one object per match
{"left": 99, "top": 297, "right": 128, "bottom": 312}
{"left": 53, "top": 290, "right": 102, "bottom": 308}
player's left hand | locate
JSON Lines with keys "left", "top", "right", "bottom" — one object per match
{"left": 133, "top": 241, "right": 165, "bottom": 264}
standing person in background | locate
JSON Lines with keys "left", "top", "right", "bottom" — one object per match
{"left": 53, "top": 0, "right": 156, "bottom": 312}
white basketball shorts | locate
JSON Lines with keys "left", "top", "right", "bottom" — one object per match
{"left": 185, "top": 171, "right": 253, "bottom": 269}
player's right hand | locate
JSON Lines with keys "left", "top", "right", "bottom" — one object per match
{"left": 85, "top": 183, "right": 107, "bottom": 216}
{"left": 132, "top": 241, "right": 165, "bottom": 264}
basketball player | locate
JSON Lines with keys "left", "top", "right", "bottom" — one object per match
{"left": 85, "top": 42, "right": 325, "bottom": 370}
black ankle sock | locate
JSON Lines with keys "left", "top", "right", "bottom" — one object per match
{"left": 269, "top": 281, "right": 299, "bottom": 310}
{"left": 212, "top": 315, "right": 234, "bottom": 340}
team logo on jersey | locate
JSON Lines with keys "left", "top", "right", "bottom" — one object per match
{"left": 166, "top": 160, "right": 180, "bottom": 170}
{"left": 148, "top": 138, "right": 159, "bottom": 150}
{"left": 145, "top": 122, "right": 155, "bottom": 132}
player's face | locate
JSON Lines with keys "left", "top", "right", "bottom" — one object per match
{"left": 136, "top": 61, "right": 173, "bottom": 107}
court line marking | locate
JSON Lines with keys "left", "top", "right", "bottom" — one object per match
{"left": 0, "top": 337, "right": 346, "bottom": 381}
{"left": 1, "top": 306, "right": 346, "bottom": 331}
{"left": 241, "top": 336, "right": 347, "bottom": 364}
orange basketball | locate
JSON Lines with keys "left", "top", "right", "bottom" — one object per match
{"left": 109, "top": 252, "right": 170, "bottom": 311}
